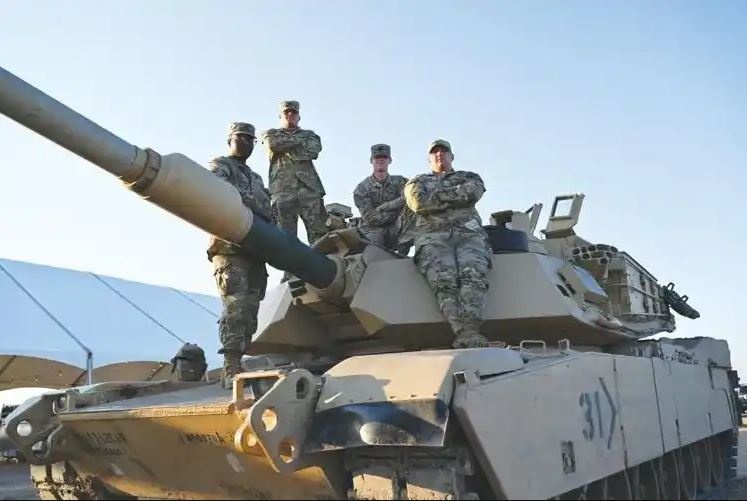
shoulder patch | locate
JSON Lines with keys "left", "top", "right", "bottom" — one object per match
{"left": 457, "top": 170, "right": 484, "bottom": 182}
{"left": 208, "top": 156, "right": 230, "bottom": 169}
{"left": 408, "top": 173, "right": 432, "bottom": 184}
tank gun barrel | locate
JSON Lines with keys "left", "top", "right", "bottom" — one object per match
{"left": 0, "top": 66, "right": 337, "bottom": 289}
{"left": 0, "top": 67, "right": 145, "bottom": 181}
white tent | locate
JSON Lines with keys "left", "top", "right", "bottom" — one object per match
{"left": 0, "top": 258, "right": 222, "bottom": 389}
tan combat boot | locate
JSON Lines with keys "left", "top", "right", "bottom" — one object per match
{"left": 452, "top": 332, "right": 489, "bottom": 349}
{"left": 222, "top": 351, "right": 244, "bottom": 390}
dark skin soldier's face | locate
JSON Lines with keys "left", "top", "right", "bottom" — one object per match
{"left": 229, "top": 134, "right": 255, "bottom": 160}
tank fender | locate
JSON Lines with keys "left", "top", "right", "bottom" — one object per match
{"left": 232, "top": 368, "right": 319, "bottom": 474}
{"left": 3, "top": 391, "right": 66, "bottom": 465}
{"left": 304, "top": 349, "right": 524, "bottom": 453}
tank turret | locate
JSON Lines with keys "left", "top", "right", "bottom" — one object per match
{"left": 251, "top": 192, "right": 699, "bottom": 357}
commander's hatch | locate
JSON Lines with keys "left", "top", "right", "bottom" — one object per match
{"left": 542, "top": 194, "right": 585, "bottom": 238}
{"left": 525, "top": 203, "right": 543, "bottom": 235}
{"left": 489, "top": 203, "right": 543, "bottom": 237}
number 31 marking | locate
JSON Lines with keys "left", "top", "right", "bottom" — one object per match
{"left": 579, "top": 377, "right": 617, "bottom": 449}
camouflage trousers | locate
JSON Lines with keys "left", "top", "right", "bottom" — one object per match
{"left": 414, "top": 232, "right": 492, "bottom": 340}
{"left": 211, "top": 254, "right": 267, "bottom": 354}
{"left": 358, "top": 224, "right": 411, "bottom": 255}
{"left": 272, "top": 188, "right": 328, "bottom": 245}
{"left": 359, "top": 209, "right": 416, "bottom": 255}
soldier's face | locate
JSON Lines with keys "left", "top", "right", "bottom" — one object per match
{"left": 229, "top": 134, "right": 255, "bottom": 158}
{"left": 280, "top": 109, "right": 300, "bottom": 128}
{"left": 175, "top": 360, "right": 203, "bottom": 382}
{"left": 372, "top": 155, "right": 391, "bottom": 174}
{"left": 429, "top": 146, "right": 454, "bottom": 172}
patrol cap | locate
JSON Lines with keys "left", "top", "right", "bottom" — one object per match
{"left": 227, "top": 122, "right": 256, "bottom": 138}
{"left": 428, "top": 138, "right": 452, "bottom": 154}
{"left": 280, "top": 100, "right": 300, "bottom": 113}
{"left": 171, "top": 343, "right": 207, "bottom": 382}
{"left": 370, "top": 143, "right": 391, "bottom": 159}
{"left": 171, "top": 343, "right": 206, "bottom": 363}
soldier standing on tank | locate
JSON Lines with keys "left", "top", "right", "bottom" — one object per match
{"left": 353, "top": 143, "right": 413, "bottom": 254}
{"left": 207, "top": 122, "right": 272, "bottom": 386}
{"left": 404, "top": 139, "right": 492, "bottom": 349}
{"left": 260, "top": 101, "right": 327, "bottom": 246}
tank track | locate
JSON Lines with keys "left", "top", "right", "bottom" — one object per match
{"left": 24, "top": 429, "right": 739, "bottom": 500}
{"left": 346, "top": 442, "right": 484, "bottom": 500}
{"left": 347, "top": 430, "right": 738, "bottom": 500}
{"left": 557, "top": 430, "right": 738, "bottom": 501}
{"left": 29, "top": 462, "right": 134, "bottom": 500}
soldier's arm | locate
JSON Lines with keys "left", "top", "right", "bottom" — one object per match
{"left": 377, "top": 178, "right": 407, "bottom": 213}
{"left": 353, "top": 183, "right": 379, "bottom": 223}
{"left": 374, "top": 176, "right": 408, "bottom": 221}
{"left": 210, "top": 157, "right": 268, "bottom": 220}
{"left": 260, "top": 130, "right": 299, "bottom": 157}
{"left": 247, "top": 173, "right": 273, "bottom": 222}
{"left": 434, "top": 172, "right": 485, "bottom": 208}
{"left": 294, "top": 131, "right": 322, "bottom": 161}
{"left": 377, "top": 176, "right": 408, "bottom": 214}
{"left": 370, "top": 197, "right": 404, "bottom": 225}
{"left": 375, "top": 197, "right": 405, "bottom": 214}
{"left": 208, "top": 158, "right": 232, "bottom": 182}
{"left": 404, "top": 178, "right": 445, "bottom": 215}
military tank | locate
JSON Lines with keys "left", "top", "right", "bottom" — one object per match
{"left": 0, "top": 65, "right": 740, "bottom": 500}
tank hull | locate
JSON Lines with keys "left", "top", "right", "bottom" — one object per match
{"left": 60, "top": 415, "right": 335, "bottom": 499}
{"left": 33, "top": 384, "right": 338, "bottom": 499}
{"left": 13, "top": 344, "right": 739, "bottom": 500}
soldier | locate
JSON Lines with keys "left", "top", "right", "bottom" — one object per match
{"left": 404, "top": 139, "right": 492, "bottom": 349}
{"left": 353, "top": 143, "right": 412, "bottom": 254}
{"left": 260, "top": 100, "right": 327, "bottom": 246}
{"left": 170, "top": 343, "right": 207, "bottom": 382}
{"left": 207, "top": 122, "right": 272, "bottom": 386}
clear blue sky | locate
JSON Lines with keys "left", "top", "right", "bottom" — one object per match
{"left": 1, "top": 2, "right": 745, "bottom": 370}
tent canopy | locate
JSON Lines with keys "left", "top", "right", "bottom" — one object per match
{"left": 0, "top": 258, "right": 223, "bottom": 388}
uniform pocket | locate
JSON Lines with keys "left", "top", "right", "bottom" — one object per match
{"left": 296, "top": 171, "right": 322, "bottom": 194}
{"left": 214, "top": 264, "right": 243, "bottom": 296}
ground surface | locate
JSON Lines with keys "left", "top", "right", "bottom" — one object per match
{"left": 0, "top": 462, "right": 37, "bottom": 500}
{"left": 3, "top": 429, "right": 747, "bottom": 499}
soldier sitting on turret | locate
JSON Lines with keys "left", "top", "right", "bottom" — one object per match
{"left": 353, "top": 143, "right": 413, "bottom": 254}
{"left": 404, "top": 139, "right": 492, "bottom": 349}
{"left": 207, "top": 122, "right": 272, "bottom": 387}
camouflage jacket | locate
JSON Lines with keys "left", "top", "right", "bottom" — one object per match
{"left": 404, "top": 170, "right": 488, "bottom": 246}
{"left": 260, "top": 127, "right": 325, "bottom": 198}
{"left": 353, "top": 174, "right": 408, "bottom": 227}
{"left": 206, "top": 156, "right": 272, "bottom": 259}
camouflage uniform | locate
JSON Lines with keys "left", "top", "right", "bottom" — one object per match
{"left": 260, "top": 101, "right": 328, "bottom": 244}
{"left": 207, "top": 123, "right": 272, "bottom": 376}
{"left": 353, "top": 144, "right": 412, "bottom": 254}
{"left": 404, "top": 139, "right": 492, "bottom": 349}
